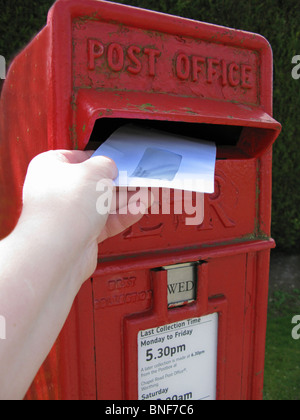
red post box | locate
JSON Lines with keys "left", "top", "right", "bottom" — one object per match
{"left": 0, "top": 0, "right": 281, "bottom": 400}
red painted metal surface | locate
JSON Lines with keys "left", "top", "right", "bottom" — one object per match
{"left": 0, "top": 0, "right": 281, "bottom": 400}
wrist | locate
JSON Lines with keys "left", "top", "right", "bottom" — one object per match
{"left": 13, "top": 212, "right": 93, "bottom": 292}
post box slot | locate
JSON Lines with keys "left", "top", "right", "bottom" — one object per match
{"left": 77, "top": 88, "right": 281, "bottom": 159}
{"left": 86, "top": 118, "right": 244, "bottom": 159}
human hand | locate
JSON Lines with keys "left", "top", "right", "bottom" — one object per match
{"left": 0, "top": 149, "right": 155, "bottom": 400}
{"left": 20, "top": 150, "right": 152, "bottom": 283}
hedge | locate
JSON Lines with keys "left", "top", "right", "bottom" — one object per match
{"left": 1, "top": 0, "right": 299, "bottom": 252}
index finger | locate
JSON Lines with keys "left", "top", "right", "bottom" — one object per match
{"left": 53, "top": 150, "right": 94, "bottom": 164}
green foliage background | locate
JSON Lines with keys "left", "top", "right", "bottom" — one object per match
{"left": 0, "top": 0, "right": 299, "bottom": 252}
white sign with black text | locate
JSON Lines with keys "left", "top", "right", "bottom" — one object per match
{"left": 138, "top": 313, "right": 218, "bottom": 401}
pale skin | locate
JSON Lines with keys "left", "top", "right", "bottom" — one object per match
{"left": 0, "top": 150, "right": 153, "bottom": 400}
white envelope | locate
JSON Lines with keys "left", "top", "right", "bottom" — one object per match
{"left": 92, "top": 124, "right": 216, "bottom": 193}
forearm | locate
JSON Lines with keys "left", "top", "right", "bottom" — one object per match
{"left": 0, "top": 217, "right": 84, "bottom": 400}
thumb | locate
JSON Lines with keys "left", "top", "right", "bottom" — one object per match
{"left": 82, "top": 155, "right": 118, "bottom": 181}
